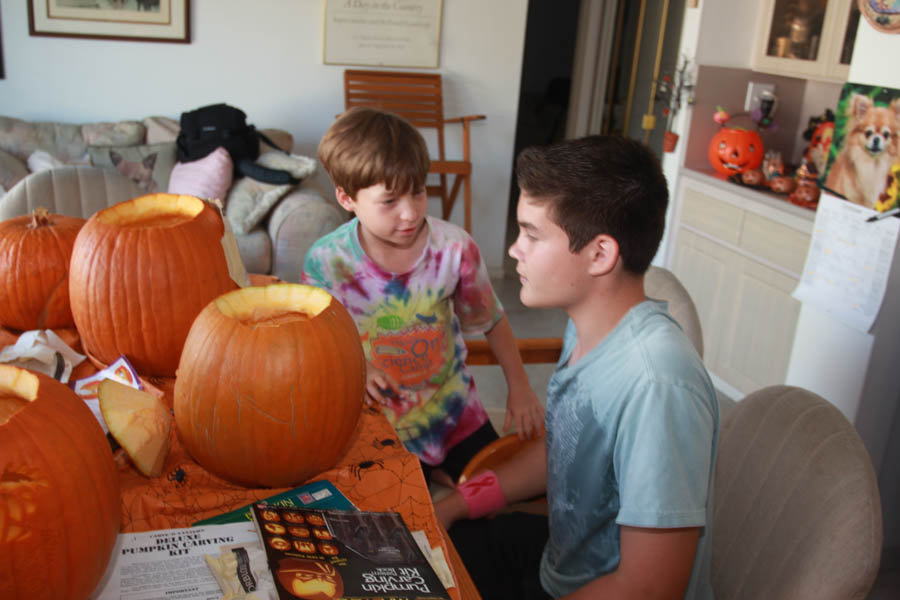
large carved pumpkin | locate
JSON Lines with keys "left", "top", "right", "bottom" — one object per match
{"left": 0, "top": 364, "right": 121, "bottom": 600}
{"left": 69, "top": 194, "right": 237, "bottom": 376}
{"left": 0, "top": 208, "right": 85, "bottom": 330}
{"left": 174, "top": 284, "right": 365, "bottom": 488}
{"left": 708, "top": 127, "right": 764, "bottom": 176}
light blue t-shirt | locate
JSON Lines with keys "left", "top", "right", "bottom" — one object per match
{"left": 539, "top": 300, "right": 719, "bottom": 599}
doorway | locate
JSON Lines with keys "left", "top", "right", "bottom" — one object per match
{"left": 503, "top": 0, "right": 686, "bottom": 275}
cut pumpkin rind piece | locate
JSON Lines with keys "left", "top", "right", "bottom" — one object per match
{"left": 98, "top": 378, "right": 171, "bottom": 477}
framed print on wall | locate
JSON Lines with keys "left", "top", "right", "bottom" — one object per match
{"left": 28, "top": 0, "right": 190, "bottom": 44}
{"left": 323, "top": 0, "right": 442, "bottom": 68}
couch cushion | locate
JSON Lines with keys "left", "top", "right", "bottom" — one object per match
{"left": 0, "top": 149, "right": 29, "bottom": 193}
{"left": 0, "top": 165, "right": 143, "bottom": 220}
{"left": 268, "top": 188, "right": 347, "bottom": 283}
{"left": 143, "top": 116, "right": 180, "bottom": 144}
{"left": 0, "top": 117, "right": 145, "bottom": 163}
{"left": 225, "top": 152, "right": 316, "bottom": 235}
{"left": 89, "top": 142, "right": 177, "bottom": 194}
{"left": 167, "top": 146, "right": 233, "bottom": 200}
{"left": 259, "top": 128, "right": 293, "bottom": 153}
{"left": 82, "top": 121, "right": 146, "bottom": 147}
{"left": 234, "top": 227, "right": 273, "bottom": 275}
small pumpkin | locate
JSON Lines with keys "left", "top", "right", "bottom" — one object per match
{"left": 708, "top": 127, "right": 764, "bottom": 176}
{"left": 69, "top": 194, "right": 237, "bottom": 376}
{"left": 174, "top": 284, "right": 365, "bottom": 488}
{"left": 0, "top": 208, "right": 85, "bottom": 331}
{"left": 0, "top": 364, "right": 121, "bottom": 599}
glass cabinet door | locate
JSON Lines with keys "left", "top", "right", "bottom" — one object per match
{"left": 838, "top": 1, "right": 860, "bottom": 66}
{"left": 764, "top": 0, "right": 829, "bottom": 62}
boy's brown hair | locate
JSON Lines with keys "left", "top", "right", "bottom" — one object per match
{"left": 516, "top": 135, "right": 668, "bottom": 275}
{"left": 317, "top": 107, "right": 430, "bottom": 199}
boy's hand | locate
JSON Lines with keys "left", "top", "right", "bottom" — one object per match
{"left": 365, "top": 362, "right": 406, "bottom": 407}
{"left": 504, "top": 384, "right": 545, "bottom": 440}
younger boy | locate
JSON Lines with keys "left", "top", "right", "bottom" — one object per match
{"left": 302, "top": 107, "right": 543, "bottom": 483}
{"left": 436, "top": 135, "right": 719, "bottom": 599}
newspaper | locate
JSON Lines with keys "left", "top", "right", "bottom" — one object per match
{"left": 91, "top": 522, "right": 259, "bottom": 600}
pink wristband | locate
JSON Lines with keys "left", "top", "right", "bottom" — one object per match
{"left": 458, "top": 470, "right": 506, "bottom": 519}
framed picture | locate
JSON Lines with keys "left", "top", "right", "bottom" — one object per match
{"left": 323, "top": 0, "right": 442, "bottom": 68}
{"left": 822, "top": 82, "right": 900, "bottom": 210}
{"left": 859, "top": 0, "right": 900, "bottom": 34}
{"left": 28, "top": 0, "right": 190, "bottom": 44}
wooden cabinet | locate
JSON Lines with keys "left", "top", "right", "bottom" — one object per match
{"left": 667, "top": 171, "right": 814, "bottom": 398}
{"left": 752, "top": 0, "right": 860, "bottom": 82}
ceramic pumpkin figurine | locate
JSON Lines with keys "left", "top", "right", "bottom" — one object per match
{"left": 0, "top": 364, "right": 121, "bottom": 599}
{"left": 708, "top": 127, "right": 764, "bottom": 177}
{"left": 174, "top": 284, "right": 365, "bottom": 488}
{"left": 0, "top": 208, "right": 85, "bottom": 331}
{"left": 69, "top": 194, "right": 237, "bottom": 376}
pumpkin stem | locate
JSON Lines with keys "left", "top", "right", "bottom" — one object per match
{"left": 29, "top": 207, "right": 51, "bottom": 229}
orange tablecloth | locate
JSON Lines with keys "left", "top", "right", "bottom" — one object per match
{"left": 118, "top": 407, "right": 471, "bottom": 600}
{"left": 3, "top": 325, "right": 478, "bottom": 599}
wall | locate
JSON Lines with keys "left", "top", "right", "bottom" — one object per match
{"left": 0, "top": 0, "right": 528, "bottom": 274}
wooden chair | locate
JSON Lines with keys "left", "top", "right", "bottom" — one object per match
{"left": 343, "top": 69, "right": 485, "bottom": 233}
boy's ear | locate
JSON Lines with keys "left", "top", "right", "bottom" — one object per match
{"left": 334, "top": 186, "right": 356, "bottom": 212}
{"left": 586, "top": 234, "right": 620, "bottom": 277}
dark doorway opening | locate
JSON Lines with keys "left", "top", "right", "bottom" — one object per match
{"left": 503, "top": 0, "right": 685, "bottom": 276}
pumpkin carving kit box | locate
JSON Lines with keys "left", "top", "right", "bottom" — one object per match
{"left": 250, "top": 503, "right": 452, "bottom": 600}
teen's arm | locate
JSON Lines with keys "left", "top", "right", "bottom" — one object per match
{"left": 483, "top": 314, "right": 544, "bottom": 439}
{"left": 562, "top": 526, "right": 699, "bottom": 600}
{"left": 434, "top": 434, "right": 547, "bottom": 529}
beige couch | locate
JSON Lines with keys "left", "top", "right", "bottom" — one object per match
{"left": 0, "top": 115, "right": 346, "bottom": 282}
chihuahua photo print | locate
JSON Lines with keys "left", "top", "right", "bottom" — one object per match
{"left": 823, "top": 82, "right": 900, "bottom": 210}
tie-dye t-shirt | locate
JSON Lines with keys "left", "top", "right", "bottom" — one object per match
{"left": 302, "top": 216, "right": 503, "bottom": 465}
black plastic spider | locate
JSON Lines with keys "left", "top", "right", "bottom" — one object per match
{"left": 372, "top": 437, "right": 397, "bottom": 451}
{"left": 167, "top": 466, "right": 188, "bottom": 487}
{"left": 350, "top": 459, "right": 384, "bottom": 480}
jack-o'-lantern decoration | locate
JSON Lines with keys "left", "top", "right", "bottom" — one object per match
{"left": 69, "top": 194, "right": 237, "bottom": 376}
{"left": 174, "top": 284, "right": 365, "bottom": 488}
{"left": 0, "top": 364, "right": 120, "bottom": 599}
{"left": 0, "top": 208, "right": 85, "bottom": 331}
{"left": 805, "top": 120, "right": 834, "bottom": 175}
{"left": 276, "top": 558, "right": 344, "bottom": 600}
{"left": 708, "top": 127, "right": 764, "bottom": 176}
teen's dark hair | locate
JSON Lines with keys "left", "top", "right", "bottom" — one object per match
{"left": 515, "top": 135, "right": 668, "bottom": 274}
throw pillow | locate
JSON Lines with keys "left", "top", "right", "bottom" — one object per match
{"left": 0, "top": 149, "right": 29, "bottom": 192}
{"left": 225, "top": 152, "right": 317, "bottom": 235}
{"left": 81, "top": 121, "right": 146, "bottom": 147}
{"left": 143, "top": 116, "right": 180, "bottom": 144}
{"left": 168, "top": 146, "right": 233, "bottom": 200}
{"left": 27, "top": 150, "right": 68, "bottom": 173}
{"left": 89, "top": 142, "right": 177, "bottom": 195}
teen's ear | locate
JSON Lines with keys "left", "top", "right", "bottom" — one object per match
{"left": 586, "top": 234, "right": 620, "bottom": 277}
{"left": 334, "top": 186, "right": 356, "bottom": 213}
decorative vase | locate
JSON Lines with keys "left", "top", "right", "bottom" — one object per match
{"left": 663, "top": 131, "right": 679, "bottom": 153}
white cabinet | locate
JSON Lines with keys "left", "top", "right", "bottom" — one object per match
{"left": 752, "top": 0, "right": 860, "bottom": 82}
{"left": 667, "top": 171, "right": 814, "bottom": 398}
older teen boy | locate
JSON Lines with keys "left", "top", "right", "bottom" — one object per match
{"left": 435, "top": 135, "right": 719, "bottom": 600}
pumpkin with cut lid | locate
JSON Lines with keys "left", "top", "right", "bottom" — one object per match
{"left": 0, "top": 208, "right": 85, "bottom": 331}
{"left": 69, "top": 194, "right": 237, "bottom": 377}
{"left": 174, "top": 284, "right": 365, "bottom": 488}
{"left": 0, "top": 364, "right": 120, "bottom": 599}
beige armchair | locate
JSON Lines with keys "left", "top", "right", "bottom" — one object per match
{"left": 712, "top": 385, "right": 882, "bottom": 599}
